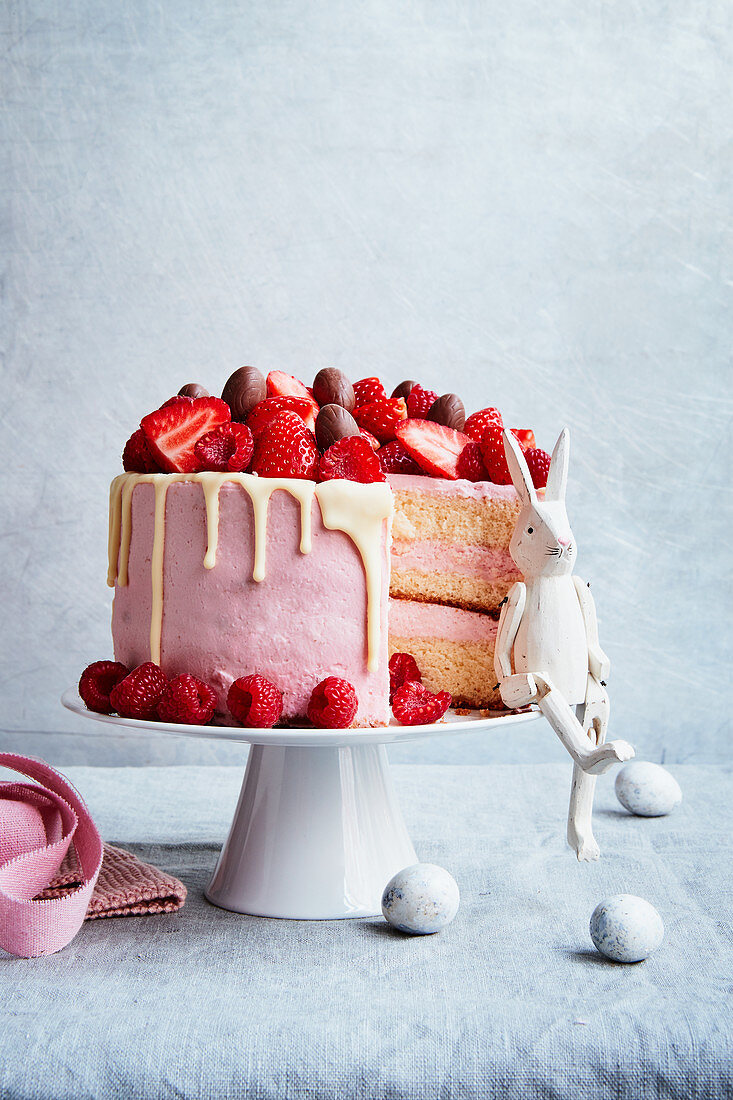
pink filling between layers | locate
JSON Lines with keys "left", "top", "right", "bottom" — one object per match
{"left": 387, "top": 472, "right": 519, "bottom": 502}
{"left": 391, "top": 539, "right": 519, "bottom": 580}
{"left": 112, "top": 481, "right": 390, "bottom": 725}
{"left": 389, "top": 598, "right": 497, "bottom": 644}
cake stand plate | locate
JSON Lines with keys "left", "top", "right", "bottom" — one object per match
{"left": 62, "top": 690, "right": 537, "bottom": 920}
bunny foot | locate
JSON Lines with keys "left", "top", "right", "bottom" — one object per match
{"left": 570, "top": 830, "right": 601, "bottom": 862}
{"left": 582, "top": 739, "right": 634, "bottom": 775}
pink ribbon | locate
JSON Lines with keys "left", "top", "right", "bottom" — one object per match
{"left": 0, "top": 753, "right": 103, "bottom": 958}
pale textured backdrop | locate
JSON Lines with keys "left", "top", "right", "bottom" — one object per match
{"left": 1, "top": 0, "right": 731, "bottom": 765}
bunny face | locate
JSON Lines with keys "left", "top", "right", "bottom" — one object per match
{"left": 502, "top": 427, "right": 577, "bottom": 579}
{"left": 509, "top": 498, "right": 577, "bottom": 577}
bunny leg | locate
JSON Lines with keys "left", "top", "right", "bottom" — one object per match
{"left": 567, "top": 704, "right": 601, "bottom": 861}
{"left": 534, "top": 677, "right": 632, "bottom": 775}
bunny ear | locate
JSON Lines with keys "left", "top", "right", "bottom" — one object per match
{"left": 545, "top": 427, "right": 570, "bottom": 501}
{"left": 503, "top": 429, "right": 537, "bottom": 505}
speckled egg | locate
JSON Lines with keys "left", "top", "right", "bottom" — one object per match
{"left": 381, "top": 863, "right": 460, "bottom": 935}
{"left": 590, "top": 894, "right": 664, "bottom": 963}
{"left": 615, "top": 761, "right": 682, "bottom": 817}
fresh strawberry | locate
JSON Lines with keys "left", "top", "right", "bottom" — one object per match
{"left": 378, "top": 440, "right": 422, "bottom": 475}
{"left": 247, "top": 396, "right": 317, "bottom": 436}
{"left": 318, "top": 437, "right": 386, "bottom": 484}
{"left": 307, "top": 677, "right": 358, "bottom": 729}
{"left": 388, "top": 652, "right": 422, "bottom": 703}
{"left": 266, "top": 370, "right": 319, "bottom": 419}
{"left": 464, "top": 407, "right": 503, "bottom": 441}
{"left": 266, "top": 370, "right": 311, "bottom": 402}
{"left": 406, "top": 384, "right": 438, "bottom": 419}
{"left": 394, "top": 420, "right": 470, "bottom": 479}
{"left": 479, "top": 425, "right": 513, "bottom": 484}
{"left": 353, "top": 377, "right": 386, "bottom": 408}
{"left": 157, "top": 673, "right": 217, "bottom": 724}
{"left": 524, "top": 447, "right": 552, "bottom": 488}
{"left": 511, "top": 428, "right": 536, "bottom": 452}
{"left": 122, "top": 429, "right": 160, "bottom": 473}
{"left": 250, "top": 411, "right": 319, "bottom": 479}
{"left": 359, "top": 429, "right": 380, "bottom": 452}
{"left": 354, "top": 397, "right": 407, "bottom": 443}
{"left": 392, "top": 680, "right": 451, "bottom": 725}
{"left": 79, "top": 660, "right": 130, "bottom": 714}
{"left": 140, "top": 397, "right": 230, "bottom": 473}
{"left": 160, "top": 395, "right": 194, "bottom": 409}
{"left": 227, "top": 674, "right": 283, "bottom": 727}
{"left": 109, "top": 662, "right": 168, "bottom": 720}
{"left": 456, "top": 440, "right": 489, "bottom": 482}
{"left": 194, "top": 423, "right": 254, "bottom": 472}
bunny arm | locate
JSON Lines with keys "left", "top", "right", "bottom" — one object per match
{"left": 572, "top": 577, "right": 610, "bottom": 685}
{"left": 494, "top": 582, "right": 540, "bottom": 708}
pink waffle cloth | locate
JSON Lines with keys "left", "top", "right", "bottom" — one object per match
{"left": 38, "top": 843, "right": 187, "bottom": 919}
{"left": 0, "top": 752, "right": 186, "bottom": 957}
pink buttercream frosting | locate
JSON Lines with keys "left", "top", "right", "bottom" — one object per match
{"left": 388, "top": 598, "right": 497, "bottom": 644}
{"left": 387, "top": 472, "right": 520, "bottom": 502}
{"left": 391, "top": 539, "right": 519, "bottom": 580}
{"left": 111, "top": 480, "right": 391, "bottom": 725}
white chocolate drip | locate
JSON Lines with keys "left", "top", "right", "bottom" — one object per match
{"left": 107, "top": 473, "right": 391, "bottom": 670}
{"left": 315, "top": 481, "right": 393, "bottom": 671}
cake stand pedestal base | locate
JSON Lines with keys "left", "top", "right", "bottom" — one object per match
{"left": 204, "top": 743, "right": 418, "bottom": 919}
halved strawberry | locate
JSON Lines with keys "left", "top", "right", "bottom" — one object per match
{"left": 394, "top": 420, "right": 470, "bottom": 479}
{"left": 354, "top": 397, "right": 407, "bottom": 443}
{"left": 511, "top": 428, "right": 536, "bottom": 452}
{"left": 353, "top": 377, "right": 386, "bottom": 408}
{"left": 250, "top": 411, "right": 319, "bottom": 479}
{"left": 464, "top": 407, "right": 503, "bottom": 441}
{"left": 266, "top": 371, "right": 319, "bottom": 418}
{"left": 140, "top": 397, "right": 231, "bottom": 473}
{"left": 247, "top": 396, "right": 317, "bottom": 436}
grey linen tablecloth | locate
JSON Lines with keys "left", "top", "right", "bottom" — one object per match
{"left": 1, "top": 762, "right": 731, "bottom": 1100}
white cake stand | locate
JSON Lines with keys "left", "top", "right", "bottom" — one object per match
{"left": 62, "top": 690, "right": 537, "bottom": 920}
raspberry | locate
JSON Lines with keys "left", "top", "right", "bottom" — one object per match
{"left": 378, "top": 440, "right": 421, "bottom": 475}
{"left": 392, "top": 681, "right": 451, "bottom": 726}
{"left": 511, "top": 428, "right": 536, "bottom": 452}
{"left": 406, "top": 384, "right": 438, "bottom": 419}
{"left": 524, "top": 447, "right": 552, "bottom": 488}
{"left": 250, "top": 411, "right": 319, "bottom": 480}
{"left": 354, "top": 397, "right": 408, "bottom": 443}
{"left": 157, "top": 673, "right": 217, "bottom": 724}
{"left": 109, "top": 662, "right": 168, "bottom": 720}
{"left": 227, "top": 674, "right": 283, "bottom": 727}
{"left": 307, "top": 677, "right": 358, "bottom": 729}
{"left": 456, "top": 440, "right": 488, "bottom": 482}
{"left": 479, "top": 425, "right": 512, "bottom": 485}
{"left": 79, "top": 660, "right": 130, "bottom": 714}
{"left": 318, "top": 436, "right": 386, "bottom": 483}
{"left": 388, "top": 652, "right": 422, "bottom": 703}
{"left": 122, "top": 429, "right": 160, "bottom": 473}
{"left": 464, "top": 407, "right": 503, "bottom": 441}
{"left": 194, "top": 423, "right": 254, "bottom": 472}
{"left": 353, "top": 377, "right": 386, "bottom": 408}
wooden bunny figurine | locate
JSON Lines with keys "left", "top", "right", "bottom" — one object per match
{"left": 494, "top": 427, "right": 634, "bottom": 861}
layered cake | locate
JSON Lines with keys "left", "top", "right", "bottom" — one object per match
{"left": 82, "top": 367, "right": 551, "bottom": 728}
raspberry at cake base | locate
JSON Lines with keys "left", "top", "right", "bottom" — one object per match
{"left": 95, "top": 367, "right": 552, "bottom": 729}
{"left": 109, "top": 473, "right": 393, "bottom": 726}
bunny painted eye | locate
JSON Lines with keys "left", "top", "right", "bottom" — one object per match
{"left": 527, "top": 527, "right": 534, "bottom": 534}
